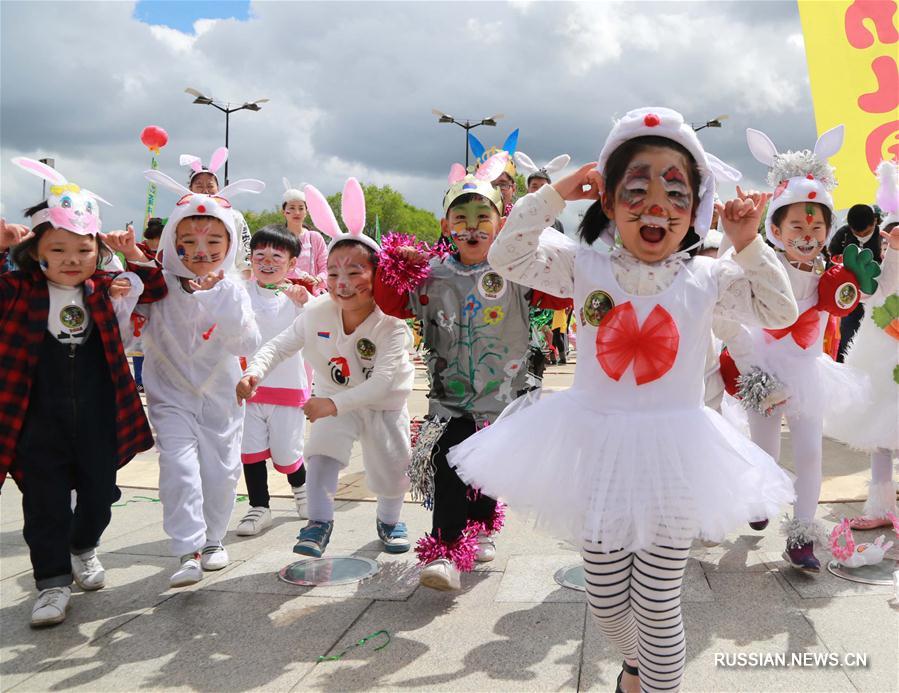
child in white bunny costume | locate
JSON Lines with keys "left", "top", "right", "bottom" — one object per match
{"left": 238, "top": 179, "right": 415, "bottom": 558}
{"left": 116, "top": 167, "right": 265, "bottom": 587}
{"left": 716, "top": 125, "right": 879, "bottom": 572}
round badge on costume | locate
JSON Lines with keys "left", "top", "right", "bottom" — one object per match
{"left": 478, "top": 271, "right": 507, "bottom": 301}
{"left": 356, "top": 337, "right": 377, "bottom": 360}
{"left": 60, "top": 305, "right": 86, "bottom": 331}
{"left": 834, "top": 282, "right": 858, "bottom": 311}
{"left": 582, "top": 290, "right": 615, "bottom": 326}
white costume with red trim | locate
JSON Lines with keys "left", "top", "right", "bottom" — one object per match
{"left": 240, "top": 281, "right": 309, "bottom": 473}
{"left": 448, "top": 186, "right": 797, "bottom": 551}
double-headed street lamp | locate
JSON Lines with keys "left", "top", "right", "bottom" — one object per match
{"left": 432, "top": 109, "right": 505, "bottom": 168}
{"left": 692, "top": 114, "right": 730, "bottom": 132}
{"left": 185, "top": 88, "right": 269, "bottom": 185}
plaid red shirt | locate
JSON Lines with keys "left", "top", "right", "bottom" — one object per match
{"left": 0, "top": 264, "right": 167, "bottom": 487}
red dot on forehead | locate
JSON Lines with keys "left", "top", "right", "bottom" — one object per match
{"left": 643, "top": 114, "right": 661, "bottom": 127}
{"left": 806, "top": 215, "right": 814, "bottom": 224}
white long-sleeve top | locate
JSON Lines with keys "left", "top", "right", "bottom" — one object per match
{"left": 490, "top": 184, "right": 798, "bottom": 328}
{"left": 137, "top": 272, "right": 261, "bottom": 409}
{"left": 243, "top": 280, "right": 307, "bottom": 405}
{"left": 245, "top": 294, "right": 414, "bottom": 415}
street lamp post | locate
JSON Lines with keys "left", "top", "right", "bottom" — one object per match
{"left": 692, "top": 114, "right": 730, "bottom": 132}
{"left": 185, "top": 88, "right": 269, "bottom": 186}
{"left": 38, "top": 157, "right": 55, "bottom": 199}
{"left": 432, "top": 109, "right": 504, "bottom": 168}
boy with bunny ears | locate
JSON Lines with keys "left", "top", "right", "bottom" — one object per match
{"left": 238, "top": 179, "right": 415, "bottom": 558}
{"left": 113, "top": 166, "right": 264, "bottom": 588}
{"left": 374, "top": 153, "right": 571, "bottom": 591}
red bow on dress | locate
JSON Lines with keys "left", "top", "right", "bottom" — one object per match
{"left": 595, "top": 302, "right": 679, "bottom": 385}
{"left": 763, "top": 307, "right": 820, "bottom": 349}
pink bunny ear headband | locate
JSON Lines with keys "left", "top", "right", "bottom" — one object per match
{"left": 304, "top": 178, "right": 380, "bottom": 253}
{"left": 746, "top": 124, "right": 844, "bottom": 249}
{"left": 180, "top": 146, "right": 228, "bottom": 183}
{"left": 442, "top": 152, "right": 509, "bottom": 214}
{"left": 597, "top": 107, "right": 741, "bottom": 241}
{"left": 12, "top": 157, "right": 111, "bottom": 235}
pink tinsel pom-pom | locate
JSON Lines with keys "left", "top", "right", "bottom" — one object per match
{"left": 414, "top": 529, "right": 479, "bottom": 572}
{"left": 829, "top": 518, "right": 855, "bottom": 562}
{"left": 378, "top": 233, "right": 438, "bottom": 294}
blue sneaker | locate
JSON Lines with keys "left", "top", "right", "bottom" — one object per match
{"left": 376, "top": 520, "right": 410, "bottom": 554}
{"left": 293, "top": 520, "right": 333, "bottom": 557}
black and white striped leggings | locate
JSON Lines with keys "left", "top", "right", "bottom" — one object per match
{"left": 582, "top": 541, "right": 690, "bottom": 692}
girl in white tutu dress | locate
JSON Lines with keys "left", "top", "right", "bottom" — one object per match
{"left": 717, "top": 126, "right": 880, "bottom": 573}
{"left": 449, "top": 107, "right": 797, "bottom": 693}
{"left": 827, "top": 162, "right": 899, "bottom": 530}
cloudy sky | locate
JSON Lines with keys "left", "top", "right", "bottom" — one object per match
{"left": 1, "top": 0, "right": 817, "bottom": 234}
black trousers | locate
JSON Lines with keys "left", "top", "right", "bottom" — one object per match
{"left": 837, "top": 303, "right": 864, "bottom": 362}
{"left": 431, "top": 417, "right": 497, "bottom": 543}
{"left": 16, "top": 329, "right": 119, "bottom": 590}
{"left": 243, "top": 463, "right": 306, "bottom": 508}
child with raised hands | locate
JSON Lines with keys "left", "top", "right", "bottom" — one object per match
{"left": 372, "top": 152, "right": 571, "bottom": 592}
{"left": 447, "top": 108, "right": 798, "bottom": 693}
{"left": 238, "top": 179, "right": 415, "bottom": 558}
{"left": 112, "top": 166, "right": 263, "bottom": 588}
{"left": 236, "top": 225, "right": 313, "bottom": 536}
{"left": 1, "top": 159, "right": 166, "bottom": 627}
{"left": 717, "top": 126, "right": 878, "bottom": 573}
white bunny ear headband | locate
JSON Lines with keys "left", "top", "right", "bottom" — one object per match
{"left": 514, "top": 152, "right": 571, "bottom": 183}
{"left": 442, "top": 152, "right": 509, "bottom": 214}
{"left": 12, "top": 157, "right": 111, "bottom": 235}
{"left": 304, "top": 178, "right": 380, "bottom": 253}
{"left": 875, "top": 159, "right": 899, "bottom": 228}
{"left": 143, "top": 167, "right": 265, "bottom": 278}
{"left": 746, "top": 124, "right": 844, "bottom": 248}
{"left": 180, "top": 146, "right": 228, "bottom": 183}
{"left": 282, "top": 177, "right": 306, "bottom": 204}
{"left": 597, "top": 107, "right": 741, "bottom": 241}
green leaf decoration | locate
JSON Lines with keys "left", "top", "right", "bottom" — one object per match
{"left": 871, "top": 294, "right": 899, "bottom": 329}
{"left": 893, "top": 364, "right": 899, "bottom": 385}
{"left": 446, "top": 379, "right": 466, "bottom": 396}
{"left": 482, "top": 379, "right": 501, "bottom": 395}
{"left": 842, "top": 244, "right": 881, "bottom": 295}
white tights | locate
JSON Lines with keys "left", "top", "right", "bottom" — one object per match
{"left": 305, "top": 455, "right": 404, "bottom": 525}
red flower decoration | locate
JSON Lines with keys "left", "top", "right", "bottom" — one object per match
{"left": 643, "top": 113, "right": 661, "bottom": 127}
{"left": 595, "top": 303, "right": 679, "bottom": 385}
{"left": 764, "top": 307, "right": 820, "bottom": 349}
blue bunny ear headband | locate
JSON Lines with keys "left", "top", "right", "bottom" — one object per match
{"left": 468, "top": 128, "right": 520, "bottom": 177}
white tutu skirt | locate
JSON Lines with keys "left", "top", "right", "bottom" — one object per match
{"left": 824, "top": 319, "right": 897, "bottom": 451}
{"left": 448, "top": 389, "right": 795, "bottom": 552}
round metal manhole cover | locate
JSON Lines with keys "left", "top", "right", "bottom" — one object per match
{"left": 826, "top": 559, "right": 897, "bottom": 586}
{"left": 554, "top": 564, "right": 586, "bottom": 592}
{"left": 278, "top": 556, "right": 380, "bottom": 586}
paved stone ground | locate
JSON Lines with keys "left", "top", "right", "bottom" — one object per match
{"left": 2, "top": 360, "right": 897, "bottom": 692}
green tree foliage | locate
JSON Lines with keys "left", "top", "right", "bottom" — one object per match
{"left": 241, "top": 183, "right": 441, "bottom": 243}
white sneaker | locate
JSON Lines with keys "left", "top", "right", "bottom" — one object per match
{"left": 71, "top": 549, "right": 106, "bottom": 590}
{"left": 200, "top": 544, "right": 230, "bottom": 571}
{"left": 236, "top": 507, "right": 272, "bottom": 536}
{"left": 170, "top": 553, "right": 203, "bottom": 588}
{"left": 292, "top": 486, "right": 308, "bottom": 519}
{"left": 31, "top": 586, "right": 71, "bottom": 627}
{"left": 419, "top": 558, "right": 461, "bottom": 591}
{"left": 475, "top": 532, "right": 496, "bottom": 563}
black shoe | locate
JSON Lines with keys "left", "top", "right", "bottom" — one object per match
{"left": 615, "top": 660, "right": 639, "bottom": 693}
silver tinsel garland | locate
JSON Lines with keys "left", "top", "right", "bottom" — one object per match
{"left": 736, "top": 367, "right": 786, "bottom": 416}
{"left": 407, "top": 417, "right": 449, "bottom": 509}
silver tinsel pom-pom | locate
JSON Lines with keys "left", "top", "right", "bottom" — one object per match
{"left": 737, "top": 367, "right": 787, "bottom": 416}
{"left": 780, "top": 515, "right": 826, "bottom": 548}
{"left": 767, "top": 150, "right": 836, "bottom": 190}
{"left": 407, "top": 417, "right": 449, "bottom": 509}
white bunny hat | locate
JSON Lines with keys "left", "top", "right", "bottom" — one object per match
{"left": 180, "top": 147, "right": 228, "bottom": 184}
{"left": 442, "top": 152, "right": 509, "bottom": 214}
{"left": 12, "top": 157, "right": 111, "bottom": 235}
{"left": 304, "top": 178, "right": 380, "bottom": 254}
{"left": 746, "top": 124, "right": 844, "bottom": 249}
{"left": 282, "top": 177, "right": 306, "bottom": 204}
{"left": 876, "top": 159, "right": 899, "bottom": 228}
{"left": 514, "top": 152, "right": 571, "bottom": 183}
{"left": 144, "top": 167, "right": 264, "bottom": 278}
{"left": 597, "top": 107, "right": 741, "bottom": 240}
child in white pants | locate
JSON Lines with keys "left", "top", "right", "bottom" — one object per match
{"left": 239, "top": 179, "right": 414, "bottom": 557}
{"left": 123, "top": 169, "right": 263, "bottom": 587}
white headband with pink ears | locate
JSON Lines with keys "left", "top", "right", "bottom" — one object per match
{"left": 180, "top": 146, "right": 228, "bottom": 182}
{"left": 304, "top": 178, "right": 380, "bottom": 253}
{"left": 12, "top": 157, "right": 111, "bottom": 235}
